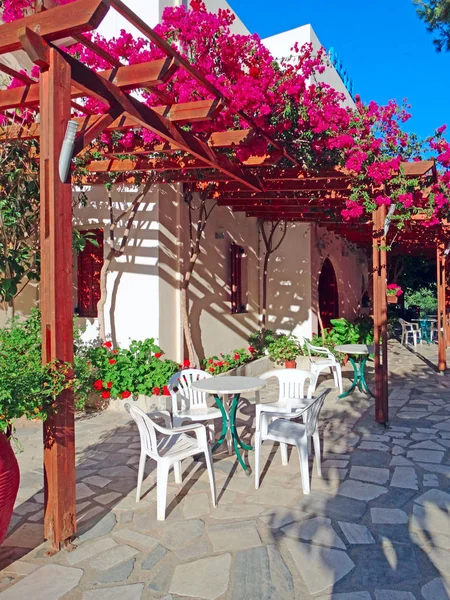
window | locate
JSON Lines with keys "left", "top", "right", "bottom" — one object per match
{"left": 230, "top": 243, "right": 248, "bottom": 314}
{"left": 77, "top": 229, "right": 104, "bottom": 317}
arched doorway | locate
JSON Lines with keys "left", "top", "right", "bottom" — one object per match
{"left": 318, "top": 258, "right": 339, "bottom": 330}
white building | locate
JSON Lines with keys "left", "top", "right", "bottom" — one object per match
{"left": 1, "top": 0, "right": 368, "bottom": 362}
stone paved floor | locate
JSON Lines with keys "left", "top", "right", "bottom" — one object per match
{"left": 0, "top": 340, "right": 450, "bottom": 600}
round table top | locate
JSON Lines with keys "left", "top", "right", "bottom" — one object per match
{"left": 191, "top": 376, "right": 267, "bottom": 395}
{"left": 335, "top": 343, "right": 373, "bottom": 355}
{"left": 411, "top": 318, "right": 437, "bottom": 322}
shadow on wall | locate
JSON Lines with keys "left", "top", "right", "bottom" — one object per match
{"left": 265, "top": 223, "right": 312, "bottom": 337}
{"left": 311, "top": 225, "right": 369, "bottom": 334}
{"left": 73, "top": 185, "right": 261, "bottom": 360}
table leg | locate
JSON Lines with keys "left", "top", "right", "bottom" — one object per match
{"left": 339, "top": 355, "right": 374, "bottom": 399}
{"left": 211, "top": 394, "right": 228, "bottom": 453}
{"left": 230, "top": 394, "right": 253, "bottom": 451}
{"left": 338, "top": 356, "right": 358, "bottom": 399}
{"left": 211, "top": 393, "right": 252, "bottom": 473}
{"left": 359, "top": 355, "right": 374, "bottom": 397}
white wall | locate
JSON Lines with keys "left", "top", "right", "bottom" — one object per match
{"left": 265, "top": 223, "right": 313, "bottom": 340}
{"left": 263, "top": 24, "right": 355, "bottom": 108}
{"left": 98, "top": 0, "right": 249, "bottom": 39}
{"left": 310, "top": 225, "right": 368, "bottom": 335}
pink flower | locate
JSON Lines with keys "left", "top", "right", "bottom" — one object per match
{"left": 376, "top": 195, "right": 391, "bottom": 206}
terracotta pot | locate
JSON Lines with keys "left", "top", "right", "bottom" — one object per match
{"left": 285, "top": 360, "right": 297, "bottom": 369}
{"left": 387, "top": 295, "right": 398, "bottom": 304}
{"left": 343, "top": 354, "right": 349, "bottom": 366}
{"left": 0, "top": 431, "right": 20, "bottom": 545}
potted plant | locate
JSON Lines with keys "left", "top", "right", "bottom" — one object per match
{"left": 268, "top": 334, "right": 302, "bottom": 368}
{"left": 386, "top": 283, "right": 403, "bottom": 304}
{"left": 89, "top": 339, "right": 180, "bottom": 411}
{"left": 0, "top": 310, "right": 73, "bottom": 544}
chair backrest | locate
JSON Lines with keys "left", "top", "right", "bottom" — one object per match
{"left": 125, "top": 403, "right": 159, "bottom": 458}
{"left": 168, "top": 368, "right": 212, "bottom": 413}
{"left": 304, "top": 339, "right": 334, "bottom": 361}
{"left": 260, "top": 369, "right": 317, "bottom": 402}
{"left": 304, "top": 388, "right": 329, "bottom": 436}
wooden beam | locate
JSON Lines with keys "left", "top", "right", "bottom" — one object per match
{"left": 437, "top": 241, "right": 447, "bottom": 372}
{"left": 41, "top": 48, "right": 76, "bottom": 550}
{"left": 62, "top": 48, "right": 260, "bottom": 190}
{"left": 373, "top": 204, "right": 388, "bottom": 424}
{"left": 0, "top": 0, "right": 109, "bottom": 55}
{"left": 73, "top": 105, "right": 124, "bottom": 156}
{"left": 108, "top": 0, "right": 303, "bottom": 167}
{"left": 0, "top": 99, "right": 223, "bottom": 142}
{"left": 0, "top": 57, "right": 177, "bottom": 111}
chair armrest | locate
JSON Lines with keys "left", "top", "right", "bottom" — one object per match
{"left": 148, "top": 410, "right": 172, "bottom": 429}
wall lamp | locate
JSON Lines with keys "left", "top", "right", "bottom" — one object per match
{"left": 59, "top": 120, "right": 79, "bottom": 184}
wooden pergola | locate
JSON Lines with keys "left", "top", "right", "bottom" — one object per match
{"left": 0, "top": 0, "right": 448, "bottom": 551}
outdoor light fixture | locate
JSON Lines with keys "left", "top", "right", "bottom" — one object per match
{"left": 59, "top": 120, "right": 79, "bottom": 183}
{"left": 444, "top": 242, "right": 450, "bottom": 257}
{"left": 384, "top": 203, "right": 396, "bottom": 237}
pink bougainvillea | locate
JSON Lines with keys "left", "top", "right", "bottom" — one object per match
{"left": 1, "top": 0, "right": 450, "bottom": 226}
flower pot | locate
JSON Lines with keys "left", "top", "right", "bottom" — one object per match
{"left": 108, "top": 394, "right": 170, "bottom": 412}
{"left": 0, "top": 432, "right": 20, "bottom": 545}
{"left": 285, "top": 360, "right": 297, "bottom": 369}
{"left": 343, "top": 354, "right": 349, "bottom": 366}
{"left": 387, "top": 295, "right": 398, "bottom": 304}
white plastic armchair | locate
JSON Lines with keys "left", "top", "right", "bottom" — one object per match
{"left": 256, "top": 369, "right": 317, "bottom": 470}
{"left": 305, "top": 340, "right": 343, "bottom": 394}
{"left": 168, "top": 369, "right": 222, "bottom": 442}
{"left": 254, "top": 389, "right": 330, "bottom": 495}
{"left": 399, "top": 318, "right": 422, "bottom": 346}
{"left": 125, "top": 404, "right": 216, "bottom": 521}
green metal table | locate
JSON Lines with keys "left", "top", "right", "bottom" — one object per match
{"left": 335, "top": 344, "right": 374, "bottom": 399}
{"left": 191, "top": 376, "right": 266, "bottom": 474}
{"left": 412, "top": 318, "right": 437, "bottom": 345}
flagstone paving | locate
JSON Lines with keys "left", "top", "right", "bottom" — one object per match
{"left": 0, "top": 340, "right": 450, "bottom": 599}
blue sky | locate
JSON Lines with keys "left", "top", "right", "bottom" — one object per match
{"left": 228, "top": 0, "right": 450, "bottom": 140}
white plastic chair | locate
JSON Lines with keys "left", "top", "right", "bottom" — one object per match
{"left": 256, "top": 369, "right": 317, "bottom": 421}
{"left": 254, "top": 389, "right": 329, "bottom": 495}
{"left": 125, "top": 405, "right": 217, "bottom": 521}
{"left": 168, "top": 369, "right": 222, "bottom": 442}
{"left": 305, "top": 340, "right": 343, "bottom": 394}
{"left": 399, "top": 318, "right": 422, "bottom": 346}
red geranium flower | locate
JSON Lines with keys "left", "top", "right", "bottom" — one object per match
{"left": 234, "top": 353, "right": 240, "bottom": 360}
{"left": 208, "top": 367, "right": 214, "bottom": 372}
{"left": 154, "top": 352, "right": 162, "bottom": 358}
{"left": 248, "top": 346, "right": 256, "bottom": 353}
{"left": 93, "top": 379, "right": 103, "bottom": 391}
{"left": 101, "top": 390, "right": 110, "bottom": 399}
{"left": 121, "top": 390, "right": 131, "bottom": 399}
{"left": 163, "top": 385, "right": 170, "bottom": 396}
{"left": 113, "top": 349, "right": 118, "bottom": 354}
{"left": 208, "top": 359, "right": 213, "bottom": 364}
{"left": 153, "top": 386, "right": 161, "bottom": 396}
{"left": 104, "top": 341, "right": 112, "bottom": 348}
{"left": 109, "top": 359, "right": 116, "bottom": 365}
{"left": 183, "top": 359, "right": 190, "bottom": 368}
{"left": 106, "top": 381, "right": 113, "bottom": 389}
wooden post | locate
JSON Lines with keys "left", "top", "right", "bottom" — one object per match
{"left": 372, "top": 205, "right": 388, "bottom": 424}
{"left": 437, "top": 241, "right": 447, "bottom": 372}
{"left": 40, "top": 48, "right": 76, "bottom": 550}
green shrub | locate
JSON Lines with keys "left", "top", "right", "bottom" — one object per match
{"left": 268, "top": 334, "right": 303, "bottom": 364}
{"left": 202, "top": 347, "right": 255, "bottom": 375}
{"left": 405, "top": 285, "right": 437, "bottom": 316}
{"left": 247, "top": 328, "right": 277, "bottom": 354}
{"left": 0, "top": 310, "right": 73, "bottom": 433}
{"left": 88, "top": 339, "right": 180, "bottom": 399}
